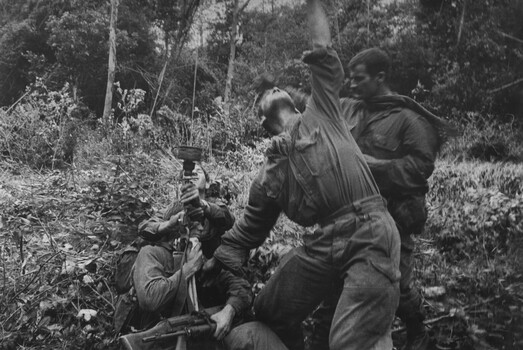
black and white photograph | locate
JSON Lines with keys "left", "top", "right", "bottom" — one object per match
{"left": 0, "top": 0, "right": 521, "bottom": 349}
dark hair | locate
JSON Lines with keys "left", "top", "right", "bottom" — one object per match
{"left": 253, "top": 73, "right": 277, "bottom": 106}
{"left": 257, "top": 90, "right": 296, "bottom": 122}
{"left": 348, "top": 48, "right": 391, "bottom": 77}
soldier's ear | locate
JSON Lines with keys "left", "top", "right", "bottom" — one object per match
{"left": 376, "top": 71, "right": 386, "bottom": 84}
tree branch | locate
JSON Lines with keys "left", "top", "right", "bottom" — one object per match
{"left": 488, "top": 77, "right": 523, "bottom": 94}
{"left": 456, "top": 0, "right": 466, "bottom": 47}
{"left": 498, "top": 30, "right": 523, "bottom": 45}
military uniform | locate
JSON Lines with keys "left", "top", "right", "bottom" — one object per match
{"left": 310, "top": 95, "right": 441, "bottom": 349}
{"left": 132, "top": 200, "right": 287, "bottom": 350}
{"left": 214, "top": 47, "right": 401, "bottom": 350}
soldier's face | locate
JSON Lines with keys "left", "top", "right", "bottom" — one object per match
{"left": 349, "top": 64, "right": 380, "bottom": 101}
{"left": 259, "top": 87, "right": 293, "bottom": 135}
{"left": 193, "top": 165, "right": 206, "bottom": 191}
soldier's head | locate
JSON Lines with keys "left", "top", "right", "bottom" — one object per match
{"left": 347, "top": 48, "right": 391, "bottom": 101}
{"left": 257, "top": 86, "right": 299, "bottom": 135}
{"left": 192, "top": 164, "right": 209, "bottom": 192}
{"left": 253, "top": 73, "right": 301, "bottom": 136}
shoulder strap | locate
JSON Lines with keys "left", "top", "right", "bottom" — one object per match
{"left": 170, "top": 247, "right": 190, "bottom": 317}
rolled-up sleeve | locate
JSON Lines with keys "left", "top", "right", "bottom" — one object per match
{"left": 214, "top": 178, "right": 281, "bottom": 275}
{"left": 138, "top": 215, "right": 163, "bottom": 239}
{"left": 215, "top": 270, "right": 253, "bottom": 316}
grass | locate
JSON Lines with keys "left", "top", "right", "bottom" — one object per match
{"left": 0, "top": 144, "right": 522, "bottom": 349}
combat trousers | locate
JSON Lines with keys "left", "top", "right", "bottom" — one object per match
{"left": 220, "top": 321, "right": 289, "bottom": 350}
{"left": 179, "top": 321, "right": 288, "bottom": 350}
{"left": 254, "top": 195, "right": 400, "bottom": 350}
{"left": 309, "top": 228, "right": 425, "bottom": 350}
{"left": 395, "top": 231, "right": 426, "bottom": 333}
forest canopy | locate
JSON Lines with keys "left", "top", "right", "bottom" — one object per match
{"left": 0, "top": 0, "right": 522, "bottom": 164}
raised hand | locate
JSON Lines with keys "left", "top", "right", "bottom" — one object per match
{"left": 180, "top": 182, "right": 202, "bottom": 208}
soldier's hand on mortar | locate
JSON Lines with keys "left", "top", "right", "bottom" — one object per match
{"left": 186, "top": 206, "right": 204, "bottom": 221}
{"left": 157, "top": 211, "right": 184, "bottom": 235}
{"left": 180, "top": 182, "right": 202, "bottom": 207}
{"left": 210, "top": 304, "right": 236, "bottom": 341}
{"left": 182, "top": 242, "right": 203, "bottom": 279}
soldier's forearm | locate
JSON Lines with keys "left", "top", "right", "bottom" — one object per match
{"left": 307, "top": 0, "right": 331, "bottom": 49}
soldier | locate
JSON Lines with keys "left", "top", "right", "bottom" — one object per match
{"left": 131, "top": 164, "right": 288, "bottom": 349}
{"left": 203, "top": 1, "right": 401, "bottom": 349}
{"left": 310, "top": 48, "right": 456, "bottom": 350}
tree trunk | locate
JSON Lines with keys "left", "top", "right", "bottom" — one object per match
{"left": 102, "top": 0, "right": 118, "bottom": 127}
{"left": 456, "top": 0, "right": 466, "bottom": 47}
{"left": 224, "top": 0, "right": 240, "bottom": 105}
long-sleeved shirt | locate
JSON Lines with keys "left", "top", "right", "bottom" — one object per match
{"left": 341, "top": 96, "right": 439, "bottom": 198}
{"left": 214, "top": 46, "right": 380, "bottom": 273}
{"left": 132, "top": 199, "right": 250, "bottom": 329}
{"left": 341, "top": 95, "right": 444, "bottom": 235}
{"left": 138, "top": 199, "right": 235, "bottom": 254}
{"left": 133, "top": 243, "right": 252, "bottom": 317}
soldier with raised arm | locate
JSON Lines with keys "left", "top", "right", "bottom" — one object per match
{"left": 203, "top": 1, "right": 401, "bottom": 349}
{"left": 309, "top": 47, "right": 457, "bottom": 350}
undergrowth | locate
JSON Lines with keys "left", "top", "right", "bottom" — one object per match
{"left": 1, "top": 142, "right": 522, "bottom": 349}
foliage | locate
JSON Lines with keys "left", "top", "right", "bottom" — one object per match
{"left": 416, "top": 0, "right": 523, "bottom": 115}
{"left": 0, "top": 152, "right": 167, "bottom": 349}
{"left": 440, "top": 112, "right": 523, "bottom": 162}
{"left": 1, "top": 143, "right": 523, "bottom": 349}
{"left": 0, "top": 79, "right": 79, "bottom": 169}
{"left": 427, "top": 160, "right": 523, "bottom": 260}
{"left": 0, "top": 20, "right": 50, "bottom": 106}
{"left": 207, "top": 3, "right": 310, "bottom": 96}
{"left": 135, "top": 0, "right": 202, "bottom": 54}
{"left": 0, "top": 0, "right": 159, "bottom": 116}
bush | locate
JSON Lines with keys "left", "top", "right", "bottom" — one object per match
{"left": 427, "top": 160, "right": 523, "bottom": 259}
{"left": 0, "top": 79, "right": 79, "bottom": 169}
{"left": 440, "top": 113, "right": 523, "bottom": 162}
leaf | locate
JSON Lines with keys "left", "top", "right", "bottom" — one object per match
{"left": 39, "top": 300, "right": 54, "bottom": 312}
{"left": 83, "top": 275, "right": 94, "bottom": 284}
{"left": 46, "top": 324, "right": 63, "bottom": 334}
{"left": 77, "top": 309, "right": 97, "bottom": 322}
{"left": 20, "top": 217, "right": 30, "bottom": 225}
{"left": 422, "top": 286, "right": 446, "bottom": 299}
{"left": 61, "top": 258, "right": 76, "bottom": 275}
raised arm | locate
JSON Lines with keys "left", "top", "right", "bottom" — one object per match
{"left": 307, "top": 0, "right": 331, "bottom": 49}
{"left": 303, "top": 0, "right": 344, "bottom": 123}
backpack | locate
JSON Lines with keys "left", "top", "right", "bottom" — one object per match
{"left": 114, "top": 237, "right": 150, "bottom": 294}
{"left": 113, "top": 237, "right": 152, "bottom": 334}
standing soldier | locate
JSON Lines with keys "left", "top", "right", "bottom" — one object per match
{"left": 203, "top": 1, "right": 402, "bottom": 349}
{"left": 310, "top": 48, "right": 456, "bottom": 350}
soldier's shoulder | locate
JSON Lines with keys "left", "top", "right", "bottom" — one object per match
{"left": 394, "top": 106, "right": 427, "bottom": 124}
{"left": 209, "top": 198, "right": 227, "bottom": 206}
